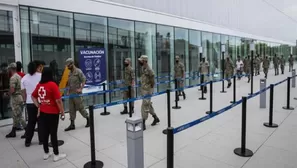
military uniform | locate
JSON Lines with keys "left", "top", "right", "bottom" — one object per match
{"left": 65, "top": 58, "right": 89, "bottom": 132}
{"left": 200, "top": 60, "right": 209, "bottom": 93}
{"left": 263, "top": 57, "right": 270, "bottom": 78}
{"left": 255, "top": 57, "right": 261, "bottom": 76}
{"left": 273, "top": 56, "right": 279, "bottom": 75}
{"left": 174, "top": 56, "right": 186, "bottom": 99}
{"left": 243, "top": 58, "right": 248, "bottom": 74}
{"left": 6, "top": 63, "right": 27, "bottom": 138}
{"left": 138, "top": 55, "right": 159, "bottom": 130}
{"left": 225, "top": 58, "right": 234, "bottom": 88}
{"left": 289, "top": 56, "right": 294, "bottom": 72}
{"left": 121, "top": 58, "right": 135, "bottom": 114}
{"left": 280, "top": 57, "right": 285, "bottom": 74}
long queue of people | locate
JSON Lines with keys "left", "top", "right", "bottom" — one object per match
{"left": 4, "top": 58, "right": 91, "bottom": 162}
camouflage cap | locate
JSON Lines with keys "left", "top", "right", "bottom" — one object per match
{"left": 138, "top": 55, "right": 148, "bottom": 62}
{"left": 8, "top": 62, "right": 17, "bottom": 69}
{"left": 124, "top": 58, "right": 131, "bottom": 63}
{"left": 65, "top": 58, "right": 74, "bottom": 65}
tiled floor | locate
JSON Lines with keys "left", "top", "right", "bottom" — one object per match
{"left": 1, "top": 69, "right": 297, "bottom": 168}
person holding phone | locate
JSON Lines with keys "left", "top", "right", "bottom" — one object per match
{"left": 31, "top": 67, "right": 66, "bottom": 162}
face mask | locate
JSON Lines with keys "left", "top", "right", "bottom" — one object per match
{"left": 67, "top": 65, "right": 73, "bottom": 70}
{"left": 139, "top": 62, "right": 144, "bottom": 66}
{"left": 175, "top": 60, "right": 179, "bottom": 63}
{"left": 124, "top": 63, "right": 129, "bottom": 67}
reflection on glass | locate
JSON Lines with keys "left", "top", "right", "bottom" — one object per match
{"left": 174, "top": 28, "right": 189, "bottom": 85}
{"left": 108, "top": 18, "right": 134, "bottom": 101}
{"left": 189, "top": 30, "right": 201, "bottom": 85}
{"left": 135, "top": 22, "right": 156, "bottom": 95}
{"left": 156, "top": 25, "right": 173, "bottom": 92}
{"left": 229, "top": 36, "right": 236, "bottom": 62}
{"left": 212, "top": 33, "right": 221, "bottom": 78}
{"left": 202, "top": 32, "right": 213, "bottom": 79}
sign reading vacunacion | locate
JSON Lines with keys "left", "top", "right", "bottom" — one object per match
{"left": 79, "top": 48, "right": 106, "bottom": 86}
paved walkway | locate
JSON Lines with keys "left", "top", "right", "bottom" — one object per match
{"left": 0, "top": 69, "right": 297, "bottom": 168}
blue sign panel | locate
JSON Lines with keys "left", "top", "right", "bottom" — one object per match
{"left": 79, "top": 48, "right": 106, "bottom": 86}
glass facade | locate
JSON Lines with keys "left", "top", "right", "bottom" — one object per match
{"left": 14, "top": 5, "right": 295, "bottom": 113}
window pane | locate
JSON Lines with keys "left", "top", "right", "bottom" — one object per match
{"left": 202, "top": 32, "right": 213, "bottom": 79}
{"left": 156, "top": 25, "right": 173, "bottom": 92}
{"left": 107, "top": 18, "right": 134, "bottom": 101}
{"left": 135, "top": 22, "right": 156, "bottom": 95}
{"left": 212, "top": 33, "right": 221, "bottom": 79}
{"left": 189, "top": 30, "right": 201, "bottom": 85}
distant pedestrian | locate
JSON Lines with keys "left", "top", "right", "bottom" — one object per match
{"left": 174, "top": 55, "right": 186, "bottom": 99}
{"left": 121, "top": 58, "right": 135, "bottom": 115}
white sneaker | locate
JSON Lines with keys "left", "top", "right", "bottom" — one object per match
{"left": 53, "top": 153, "right": 67, "bottom": 162}
{"left": 43, "top": 152, "right": 53, "bottom": 160}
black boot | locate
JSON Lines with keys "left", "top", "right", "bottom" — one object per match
{"left": 143, "top": 120, "right": 146, "bottom": 131}
{"left": 182, "top": 92, "right": 186, "bottom": 100}
{"left": 6, "top": 127, "right": 16, "bottom": 138}
{"left": 120, "top": 106, "right": 128, "bottom": 115}
{"left": 248, "top": 77, "right": 250, "bottom": 83}
{"left": 21, "top": 127, "right": 27, "bottom": 139}
{"left": 64, "top": 120, "right": 75, "bottom": 132}
{"left": 130, "top": 107, "right": 134, "bottom": 114}
{"left": 227, "top": 82, "right": 231, "bottom": 88}
{"left": 85, "top": 117, "right": 90, "bottom": 128}
{"left": 178, "top": 91, "right": 182, "bottom": 96}
{"left": 203, "top": 86, "right": 207, "bottom": 94}
{"left": 151, "top": 115, "right": 160, "bottom": 126}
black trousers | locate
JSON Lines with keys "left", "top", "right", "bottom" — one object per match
{"left": 25, "top": 104, "right": 42, "bottom": 144}
{"left": 40, "top": 112, "right": 59, "bottom": 155}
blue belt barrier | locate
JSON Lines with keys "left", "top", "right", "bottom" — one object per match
{"left": 247, "top": 86, "right": 270, "bottom": 100}
{"left": 274, "top": 78, "right": 287, "bottom": 86}
{"left": 93, "top": 90, "right": 167, "bottom": 109}
{"left": 173, "top": 98, "right": 243, "bottom": 134}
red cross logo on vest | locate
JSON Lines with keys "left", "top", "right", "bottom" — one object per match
{"left": 38, "top": 86, "right": 46, "bottom": 99}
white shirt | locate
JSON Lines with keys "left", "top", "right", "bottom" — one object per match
{"left": 236, "top": 60, "right": 244, "bottom": 70}
{"left": 21, "top": 72, "right": 41, "bottom": 104}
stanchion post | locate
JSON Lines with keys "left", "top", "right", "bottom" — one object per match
{"left": 167, "top": 127, "right": 174, "bottom": 168}
{"left": 264, "top": 84, "right": 278, "bottom": 128}
{"left": 163, "top": 89, "right": 171, "bottom": 134}
{"left": 84, "top": 105, "right": 104, "bottom": 168}
{"left": 100, "top": 83, "right": 110, "bottom": 116}
{"left": 206, "top": 81, "right": 213, "bottom": 114}
{"left": 199, "top": 82, "right": 206, "bottom": 100}
{"left": 292, "top": 69, "right": 296, "bottom": 88}
{"left": 221, "top": 50, "right": 226, "bottom": 93}
{"left": 234, "top": 97, "right": 253, "bottom": 157}
{"left": 282, "top": 77, "right": 294, "bottom": 110}
{"left": 172, "top": 79, "right": 181, "bottom": 109}
{"left": 128, "top": 86, "right": 132, "bottom": 118}
{"left": 230, "top": 75, "right": 236, "bottom": 103}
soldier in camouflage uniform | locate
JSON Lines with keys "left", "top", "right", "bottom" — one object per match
{"left": 6, "top": 63, "right": 27, "bottom": 138}
{"left": 64, "top": 58, "right": 89, "bottom": 132}
{"left": 263, "top": 56, "right": 270, "bottom": 79}
{"left": 255, "top": 55, "right": 261, "bottom": 76}
{"left": 138, "top": 55, "right": 160, "bottom": 130}
{"left": 225, "top": 57, "right": 234, "bottom": 88}
{"left": 273, "top": 54, "right": 279, "bottom": 75}
{"left": 280, "top": 55, "right": 285, "bottom": 74}
{"left": 289, "top": 54, "right": 294, "bottom": 72}
{"left": 174, "top": 55, "right": 186, "bottom": 100}
{"left": 200, "top": 57, "right": 209, "bottom": 93}
{"left": 243, "top": 56, "right": 248, "bottom": 74}
{"left": 121, "top": 58, "right": 135, "bottom": 115}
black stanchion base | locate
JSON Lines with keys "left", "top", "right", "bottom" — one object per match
{"left": 263, "top": 122, "right": 278, "bottom": 128}
{"left": 248, "top": 93, "right": 253, "bottom": 95}
{"left": 230, "top": 101, "right": 235, "bottom": 104}
{"left": 49, "top": 140, "right": 64, "bottom": 147}
{"left": 84, "top": 161, "right": 104, "bottom": 168}
{"left": 100, "top": 112, "right": 111, "bottom": 116}
{"left": 162, "top": 129, "right": 168, "bottom": 134}
{"left": 205, "top": 111, "right": 212, "bottom": 115}
{"left": 282, "top": 106, "right": 294, "bottom": 110}
{"left": 172, "top": 106, "right": 181, "bottom": 109}
{"left": 234, "top": 148, "right": 253, "bottom": 157}
{"left": 220, "top": 91, "right": 227, "bottom": 93}
{"left": 199, "top": 97, "right": 206, "bottom": 100}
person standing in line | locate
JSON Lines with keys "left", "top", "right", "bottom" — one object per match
{"left": 200, "top": 57, "right": 209, "bottom": 93}
{"left": 225, "top": 57, "right": 234, "bottom": 88}
{"left": 289, "top": 54, "right": 294, "bottom": 72}
{"left": 263, "top": 56, "right": 270, "bottom": 79}
{"left": 31, "top": 67, "right": 66, "bottom": 162}
{"left": 121, "top": 58, "right": 135, "bottom": 115}
{"left": 64, "top": 58, "right": 89, "bottom": 132}
{"left": 21, "top": 61, "right": 43, "bottom": 147}
{"left": 138, "top": 55, "right": 160, "bottom": 130}
{"left": 280, "top": 55, "right": 285, "bottom": 75}
{"left": 236, "top": 56, "right": 244, "bottom": 80}
{"left": 5, "top": 63, "right": 27, "bottom": 138}
{"left": 255, "top": 55, "right": 261, "bottom": 76}
{"left": 243, "top": 56, "right": 248, "bottom": 75}
{"left": 174, "top": 55, "right": 186, "bottom": 100}
{"left": 273, "top": 54, "right": 279, "bottom": 75}
{"left": 16, "top": 61, "right": 25, "bottom": 78}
